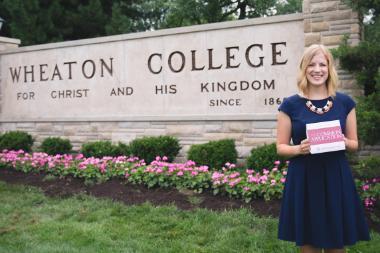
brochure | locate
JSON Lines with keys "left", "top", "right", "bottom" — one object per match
{"left": 306, "top": 120, "right": 345, "bottom": 154}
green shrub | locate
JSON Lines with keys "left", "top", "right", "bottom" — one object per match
{"left": 40, "top": 137, "right": 73, "bottom": 155}
{"left": 356, "top": 88, "right": 380, "bottom": 145}
{"left": 0, "top": 131, "right": 34, "bottom": 152}
{"left": 129, "top": 135, "right": 181, "bottom": 164}
{"left": 81, "top": 141, "right": 130, "bottom": 158}
{"left": 113, "top": 142, "right": 131, "bottom": 157}
{"left": 187, "top": 139, "right": 237, "bottom": 170}
{"left": 246, "top": 143, "right": 286, "bottom": 171}
{"left": 353, "top": 156, "right": 380, "bottom": 179}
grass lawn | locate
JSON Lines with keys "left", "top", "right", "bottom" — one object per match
{"left": 0, "top": 181, "right": 379, "bottom": 253}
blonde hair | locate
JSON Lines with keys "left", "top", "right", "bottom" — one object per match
{"left": 297, "top": 44, "right": 338, "bottom": 97}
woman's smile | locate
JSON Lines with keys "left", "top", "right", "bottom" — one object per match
{"left": 306, "top": 51, "right": 329, "bottom": 87}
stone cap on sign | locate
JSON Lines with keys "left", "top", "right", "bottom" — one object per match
{"left": 0, "top": 36, "right": 20, "bottom": 45}
{"left": 0, "top": 36, "right": 20, "bottom": 51}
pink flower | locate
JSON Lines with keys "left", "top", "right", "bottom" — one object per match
{"left": 364, "top": 197, "right": 375, "bottom": 208}
{"left": 198, "top": 166, "right": 209, "bottom": 172}
{"left": 213, "top": 180, "right": 220, "bottom": 185}
{"left": 280, "top": 178, "right": 286, "bottom": 183}
{"left": 246, "top": 169, "right": 254, "bottom": 175}
{"left": 228, "top": 178, "right": 241, "bottom": 187}
{"left": 186, "top": 160, "right": 196, "bottom": 167}
{"left": 229, "top": 172, "right": 240, "bottom": 179}
{"left": 99, "top": 163, "right": 107, "bottom": 173}
{"left": 362, "top": 185, "right": 370, "bottom": 191}
{"left": 247, "top": 175, "right": 258, "bottom": 183}
{"left": 274, "top": 160, "right": 280, "bottom": 165}
{"left": 177, "top": 171, "right": 184, "bottom": 176}
{"left": 212, "top": 172, "right": 224, "bottom": 180}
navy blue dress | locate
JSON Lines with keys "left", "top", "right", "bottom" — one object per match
{"left": 277, "top": 92, "right": 370, "bottom": 248}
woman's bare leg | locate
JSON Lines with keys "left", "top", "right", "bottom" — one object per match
{"left": 324, "top": 248, "right": 345, "bottom": 253}
{"left": 300, "top": 245, "right": 322, "bottom": 253}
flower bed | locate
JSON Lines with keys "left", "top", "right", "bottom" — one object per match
{"left": 0, "top": 149, "right": 378, "bottom": 209}
{"left": 0, "top": 150, "right": 287, "bottom": 202}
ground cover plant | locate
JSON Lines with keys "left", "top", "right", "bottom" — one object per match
{"left": 0, "top": 181, "right": 379, "bottom": 253}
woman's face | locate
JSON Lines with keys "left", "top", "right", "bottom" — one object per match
{"left": 306, "top": 51, "right": 329, "bottom": 87}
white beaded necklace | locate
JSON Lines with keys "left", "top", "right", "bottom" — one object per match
{"left": 305, "top": 98, "right": 333, "bottom": 114}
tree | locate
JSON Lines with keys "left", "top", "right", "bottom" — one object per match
{"left": 0, "top": 0, "right": 54, "bottom": 45}
{"left": 0, "top": 0, "right": 303, "bottom": 45}
{"left": 159, "top": 0, "right": 280, "bottom": 28}
{"left": 274, "top": 0, "right": 302, "bottom": 15}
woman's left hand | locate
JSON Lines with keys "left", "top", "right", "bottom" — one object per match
{"left": 344, "top": 136, "right": 358, "bottom": 152}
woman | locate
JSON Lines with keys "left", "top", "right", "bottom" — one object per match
{"left": 276, "top": 44, "right": 370, "bottom": 253}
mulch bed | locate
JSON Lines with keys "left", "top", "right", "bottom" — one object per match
{"left": 0, "top": 167, "right": 379, "bottom": 233}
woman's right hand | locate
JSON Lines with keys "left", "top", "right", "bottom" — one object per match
{"left": 298, "top": 139, "right": 310, "bottom": 155}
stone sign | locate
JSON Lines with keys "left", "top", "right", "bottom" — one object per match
{"left": 0, "top": 15, "right": 303, "bottom": 122}
{"left": 0, "top": 0, "right": 363, "bottom": 159}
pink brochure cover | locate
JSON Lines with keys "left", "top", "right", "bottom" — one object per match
{"left": 306, "top": 120, "right": 345, "bottom": 154}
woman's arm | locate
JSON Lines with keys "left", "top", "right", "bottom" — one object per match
{"left": 344, "top": 108, "right": 359, "bottom": 152}
{"left": 276, "top": 111, "right": 310, "bottom": 157}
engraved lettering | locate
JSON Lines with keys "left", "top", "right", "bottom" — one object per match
{"left": 245, "top": 44, "right": 264, "bottom": 68}
{"left": 82, "top": 60, "right": 96, "bottom": 79}
{"left": 271, "top": 42, "right": 288, "bottom": 65}
{"left": 226, "top": 46, "right": 240, "bottom": 69}
{"left": 168, "top": 51, "right": 185, "bottom": 73}
{"left": 148, "top": 53, "right": 162, "bottom": 74}
{"left": 9, "top": 67, "right": 22, "bottom": 83}
{"left": 63, "top": 61, "right": 77, "bottom": 79}
{"left": 24, "top": 65, "right": 35, "bottom": 83}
